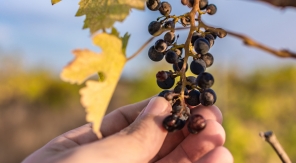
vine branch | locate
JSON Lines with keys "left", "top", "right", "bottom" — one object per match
{"left": 126, "top": 36, "right": 155, "bottom": 61}
{"left": 175, "top": 26, "right": 296, "bottom": 59}
{"left": 259, "top": 131, "right": 292, "bottom": 163}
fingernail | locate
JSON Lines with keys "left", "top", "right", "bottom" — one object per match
{"left": 143, "top": 97, "right": 170, "bottom": 116}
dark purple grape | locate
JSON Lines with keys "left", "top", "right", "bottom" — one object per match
{"left": 187, "top": 114, "right": 206, "bottom": 134}
{"left": 165, "top": 50, "right": 178, "bottom": 64}
{"left": 185, "top": 89, "right": 201, "bottom": 106}
{"left": 148, "top": 46, "right": 164, "bottom": 61}
{"left": 157, "top": 73, "right": 175, "bottom": 89}
{"left": 190, "top": 59, "right": 206, "bottom": 75}
{"left": 156, "top": 70, "right": 168, "bottom": 81}
{"left": 164, "top": 20, "right": 175, "bottom": 29}
{"left": 205, "top": 34, "right": 215, "bottom": 47}
{"left": 186, "top": 76, "right": 196, "bottom": 90}
{"left": 163, "top": 115, "right": 186, "bottom": 132}
{"left": 173, "top": 59, "right": 188, "bottom": 72}
{"left": 206, "top": 4, "right": 217, "bottom": 15}
{"left": 174, "top": 48, "right": 183, "bottom": 56}
{"left": 146, "top": 0, "right": 161, "bottom": 11}
{"left": 202, "top": 53, "right": 214, "bottom": 67}
{"left": 159, "top": 2, "right": 172, "bottom": 16}
{"left": 158, "top": 90, "right": 171, "bottom": 97}
{"left": 154, "top": 39, "right": 168, "bottom": 52}
{"left": 173, "top": 84, "right": 188, "bottom": 94}
{"left": 205, "top": 30, "right": 217, "bottom": 39}
{"left": 172, "top": 103, "right": 182, "bottom": 114}
{"left": 194, "top": 38, "right": 210, "bottom": 55}
{"left": 191, "top": 32, "right": 203, "bottom": 45}
{"left": 148, "top": 21, "right": 162, "bottom": 36}
{"left": 164, "top": 32, "right": 175, "bottom": 46}
{"left": 196, "top": 72, "right": 214, "bottom": 89}
{"left": 200, "top": 88, "right": 216, "bottom": 106}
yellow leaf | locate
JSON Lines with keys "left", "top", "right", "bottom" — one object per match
{"left": 75, "top": 0, "right": 146, "bottom": 34}
{"left": 61, "top": 33, "right": 125, "bottom": 84}
{"left": 60, "top": 33, "right": 126, "bottom": 137}
{"left": 51, "top": 0, "right": 61, "bottom": 5}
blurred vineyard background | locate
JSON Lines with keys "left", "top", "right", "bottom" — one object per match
{"left": 0, "top": 53, "right": 295, "bottom": 163}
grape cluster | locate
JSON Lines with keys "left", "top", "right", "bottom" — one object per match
{"left": 146, "top": 0, "right": 225, "bottom": 133}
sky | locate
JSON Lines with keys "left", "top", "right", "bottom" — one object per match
{"left": 0, "top": 0, "right": 296, "bottom": 78}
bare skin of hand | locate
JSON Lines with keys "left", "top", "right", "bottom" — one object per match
{"left": 22, "top": 97, "right": 233, "bottom": 163}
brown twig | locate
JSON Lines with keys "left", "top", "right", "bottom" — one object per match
{"left": 126, "top": 36, "right": 155, "bottom": 61}
{"left": 227, "top": 31, "right": 296, "bottom": 59}
{"left": 259, "top": 131, "right": 292, "bottom": 163}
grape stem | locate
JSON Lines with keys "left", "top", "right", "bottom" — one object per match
{"left": 259, "top": 131, "right": 291, "bottom": 163}
{"left": 179, "top": 0, "right": 201, "bottom": 116}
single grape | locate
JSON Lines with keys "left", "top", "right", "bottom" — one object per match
{"left": 163, "top": 115, "right": 186, "bottom": 132}
{"left": 196, "top": 72, "right": 214, "bottom": 89}
{"left": 164, "top": 91, "right": 175, "bottom": 101}
{"left": 186, "top": 76, "right": 196, "bottom": 90}
{"left": 185, "top": 89, "right": 201, "bottom": 106}
{"left": 187, "top": 114, "right": 206, "bottom": 134}
{"left": 156, "top": 70, "right": 168, "bottom": 81}
{"left": 205, "top": 34, "right": 215, "bottom": 47}
{"left": 164, "top": 32, "right": 175, "bottom": 46}
{"left": 200, "top": 88, "right": 217, "bottom": 106}
{"left": 148, "top": 21, "right": 162, "bottom": 36}
{"left": 188, "top": 0, "right": 208, "bottom": 10}
{"left": 159, "top": 2, "right": 172, "bottom": 16}
{"left": 148, "top": 46, "right": 164, "bottom": 61}
{"left": 216, "top": 28, "right": 227, "bottom": 38}
{"left": 146, "top": 0, "right": 161, "bottom": 11}
{"left": 190, "top": 59, "right": 206, "bottom": 75}
{"left": 157, "top": 73, "right": 175, "bottom": 89}
{"left": 205, "top": 30, "right": 217, "bottom": 39}
{"left": 181, "top": 16, "right": 191, "bottom": 26}
{"left": 154, "top": 39, "right": 168, "bottom": 53}
{"left": 173, "top": 59, "right": 188, "bottom": 72}
{"left": 164, "top": 20, "right": 175, "bottom": 29}
{"left": 194, "top": 38, "right": 210, "bottom": 55}
{"left": 181, "top": 0, "right": 189, "bottom": 5}
{"left": 206, "top": 4, "right": 217, "bottom": 15}
{"left": 158, "top": 90, "right": 171, "bottom": 97}
{"left": 202, "top": 53, "right": 214, "bottom": 67}
{"left": 174, "top": 48, "right": 183, "bottom": 56}
{"left": 173, "top": 84, "right": 188, "bottom": 94}
{"left": 165, "top": 50, "right": 179, "bottom": 64}
{"left": 172, "top": 102, "right": 182, "bottom": 114}
{"left": 191, "top": 32, "right": 203, "bottom": 45}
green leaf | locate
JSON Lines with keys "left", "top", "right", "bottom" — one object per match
{"left": 51, "top": 0, "right": 61, "bottom": 5}
{"left": 121, "top": 32, "right": 131, "bottom": 54}
{"left": 75, "top": 0, "right": 146, "bottom": 34}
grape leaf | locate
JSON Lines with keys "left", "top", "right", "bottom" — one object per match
{"left": 51, "top": 0, "right": 61, "bottom": 5}
{"left": 259, "top": 0, "right": 296, "bottom": 8}
{"left": 61, "top": 33, "right": 126, "bottom": 137}
{"left": 75, "top": 0, "right": 146, "bottom": 34}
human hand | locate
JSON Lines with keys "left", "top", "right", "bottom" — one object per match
{"left": 22, "top": 97, "right": 233, "bottom": 163}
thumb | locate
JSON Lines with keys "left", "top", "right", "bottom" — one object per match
{"left": 88, "top": 97, "right": 171, "bottom": 163}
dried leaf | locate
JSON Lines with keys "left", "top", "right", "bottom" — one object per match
{"left": 51, "top": 0, "right": 61, "bottom": 5}
{"left": 75, "top": 0, "right": 146, "bottom": 34}
{"left": 259, "top": 0, "right": 296, "bottom": 8}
